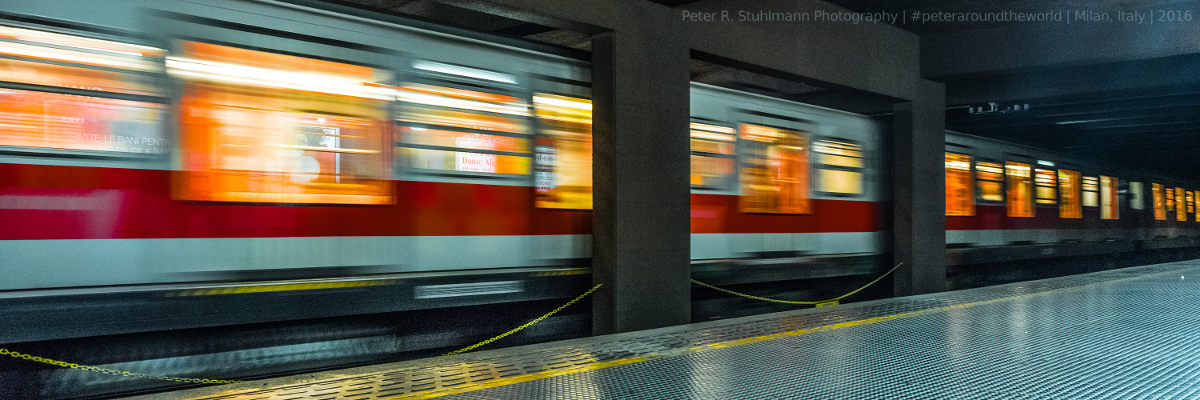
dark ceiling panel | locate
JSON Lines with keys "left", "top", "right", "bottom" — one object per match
{"left": 947, "top": 83, "right": 1200, "bottom": 177}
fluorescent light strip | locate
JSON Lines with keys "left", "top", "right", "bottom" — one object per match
{"left": 689, "top": 122, "right": 735, "bottom": 134}
{"left": 690, "top": 130, "right": 735, "bottom": 142}
{"left": 398, "top": 91, "right": 529, "bottom": 116}
{"left": 412, "top": 60, "right": 517, "bottom": 84}
{"left": 0, "top": 26, "right": 162, "bottom": 57}
{"left": 1055, "top": 117, "right": 1122, "bottom": 125}
{"left": 533, "top": 95, "right": 593, "bottom": 111}
{"left": 0, "top": 42, "right": 158, "bottom": 71}
{"left": 166, "top": 57, "right": 394, "bottom": 100}
{"left": 946, "top": 160, "right": 970, "bottom": 170}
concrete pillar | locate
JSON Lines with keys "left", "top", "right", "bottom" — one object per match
{"left": 892, "top": 80, "right": 947, "bottom": 295}
{"left": 589, "top": 27, "right": 691, "bottom": 334}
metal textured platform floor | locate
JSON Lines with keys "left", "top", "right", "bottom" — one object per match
{"left": 133, "top": 260, "right": 1200, "bottom": 399}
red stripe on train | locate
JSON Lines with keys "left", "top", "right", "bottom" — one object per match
{"left": 0, "top": 163, "right": 590, "bottom": 239}
{"left": 0, "top": 164, "right": 885, "bottom": 239}
{"left": 690, "top": 193, "right": 878, "bottom": 234}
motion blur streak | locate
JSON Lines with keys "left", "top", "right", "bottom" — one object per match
{"left": 533, "top": 94, "right": 592, "bottom": 209}
{"left": 738, "top": 123, "right": 810, "bottom": 214}
{"left": 0, "top": 25, "right": 166, "bottom": 154}
{"left": 0, "top": 191, "right": 117, "bottom": 210}
{"left": 172, "top": 41, "right": 392, "bottom": 205}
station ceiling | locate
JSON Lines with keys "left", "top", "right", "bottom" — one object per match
{"left": 827, "top": 0, "right": 1200, "bottom": 178}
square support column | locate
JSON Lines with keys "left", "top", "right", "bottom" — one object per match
{"left": 589, "top": 28, "right": 691, "bottom": 335}
{"left": 892, "top": 80, "right": 947, "bottom": 296}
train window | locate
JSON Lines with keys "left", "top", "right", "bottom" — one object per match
{"left": 945, "top": 152, "right": 973, "bottom": 216}
{"left": 0, "top": 24, "right": 167, "bottom": 155}
{"left": 739, "top": 124, "right": 810, "bottom": 214}
{"left": 1166, "top": 187, "right": 1176, "bottom": 213}
{"left": 1153, "top": 183, "right": 1166, "bottom": 220}
{"left": 1187, "top": 190, "right": 1195, "bottom": 216}
{"left": 533, "top": 94, "right": 593, "bottom": 209}
{"left": 171, "top": 41, "right": 392, "bottom": 204}
{"left": 814, "top": 139, "right": 864, "bottom": 195}
{"left": 1059, "top": 170, "right": 1082, "bottom": 219}
{"left": 690, "top": 122, "right": 737, "bottom": 190}
{"left": 1130, "top": 182, "right": 1145, "bottom": 210}
{"left": 1082, "top": 176, "right": 1099, "bottom": 207}
{"left": 1195, "top": 190, "right": 1200, "bottom": 221}
{"left": 1177, "top": 187, "right": 1187, "bottom": 221}
{"left": 976, "top": 161, "right": 1004, "bottom": 202}
{"left": 1101, "top": 176, "right": 1119, "bottom": 220}
{"left": 0, "top": 25, "right": 162, "bottom": 95}
{"left": 1005, "top": 162, "right": 1034, "bottom": 217}
{"left": 1035, "top": 168, "right": 1057, "bottom": 205}
{"left": 395, "top": 79, "right": 533, "bottom": 179}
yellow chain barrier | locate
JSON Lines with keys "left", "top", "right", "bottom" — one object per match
{"left": 2, "top": 264, "right": 891, "bottom": 384}
{"left": 0, "top": 348, "right": 244, "bottom": 384}
{"left": 691, "top": 262, "right": 904, "bottom": 305}
{"left": 443, "top": 283, "right": 603, "bottom": 356}
{"left": 1, "top": 283, "right": 604, "bottom": 384}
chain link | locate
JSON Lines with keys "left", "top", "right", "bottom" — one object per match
{"left": 3, "top": 264, "right": 894, "bottom": 385}
{"left": 0, "top": 348, "right": 245, "bottom": 385}
{"left": 443, "top": 283, "right": 603, "bottom": 356}
{"left": 692, "top": 262, "right": 904, "bottom": 305}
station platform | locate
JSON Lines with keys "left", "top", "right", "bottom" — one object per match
{"left": 135, "top": 259, "right": 1200, "bottom": 399}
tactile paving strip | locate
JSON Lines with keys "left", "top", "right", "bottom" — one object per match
{"left": 140, "top": 260, "right": 1200, "bottom": 400}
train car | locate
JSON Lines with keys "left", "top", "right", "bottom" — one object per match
{"left": 945, "top": 131, "right": 1200, "bottom": 266}
{"left": 0, "top": 0, "right": 898, "bottom": 348}
{"left": 0, "top": 0, "right": 596, "bottom": 346}
{"left": 688, "top": 85, "right": 887, "bottom": 296}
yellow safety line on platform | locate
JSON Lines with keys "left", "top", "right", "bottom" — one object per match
{"left": 692, "top": 262, "right": 904, "bottom": 305}
{"left": 386, "top": 265, "right": 1190, "bottom": 400}
{"left": 170, "top": 279, "right": 392, "bottom": 296}
{"left": 0, "top": 348, "right": 244, "bottom": 385}
{"left": 443, "top": 283, "right": 603, "bottom": 356}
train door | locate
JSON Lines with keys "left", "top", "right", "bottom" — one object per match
{"left": 1001, "top": 153, "right": 1037, "bottom": 245}
{"left": 734, "top": 110, "right": 816, "bottom": 257}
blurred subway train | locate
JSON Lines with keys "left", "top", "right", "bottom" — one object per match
{"left": 1, "top": 0, "right": 1200, "bottom": 397}
{"left": 945, "top": 132, "right": 1200, "bottom": 266}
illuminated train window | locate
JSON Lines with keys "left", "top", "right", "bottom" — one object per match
{"left": 690, "top": 121, "right": 736, "bottom": 190}
{"left": 1166, "top": 187, "right": 1176, "bottom": 212}
{"left": 1059, "top": 169, "right": 1082, "bottom": 219}
{"left": 0, "top": 24, "right": 167, "bottom": 155}
{"left": 395, "top": 80, "right": 534, "bottom": 178}
{"left": 532, "top": 94, "right": 593, "bottom": 209}
{"left": 1130, "top": 182, "right": 1145, "bottom": 210}
{"left": 976, "top": 161, "right": 1004, "bottom": 202}
{"left": 1035, "top": 168, "right": 1057, "bottom": 205}
{"left": 1180, "top": 189, "right": 1190, "bottom": 215}
{"left": 814, "top": 139, "right": 864, "bottom": 195}
{"left": 1005, "top": 162, "right": 1034, "bottom": 217}
{"left": 1153, "top": 183, "right": 1166, "bottom": 220}
{"left": 170, "top": 41, "right": 392, "bottom": 204}
{"left": 1194, "top": 190, "right": 1200, "bottom": 222}
{"left": 1101, "top": 176, "right": 1119, "bottom": 220}
{"left": 1176, "top": 186, "right": 1187, "bottom": 221}
{"left": 944, "top": 152, "right": 973, "bottom": 216}
{"left": 739, "top": 124, "right": 810, "bottom": 214}
{"left": 1082, "top": 176, "right": 1099, "bottom": 207}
